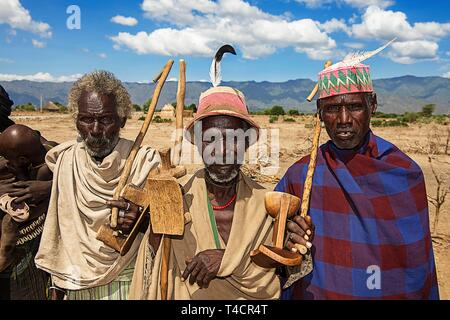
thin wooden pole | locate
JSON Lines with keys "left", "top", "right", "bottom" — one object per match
{"left": 300, "top": 114, "right": 321, "bottom": 218}
{"left": 173, "top": 60, "right": 186, "bottom": 166}
{"left": 110, "top": 60, "right": 174, "bottom": 228}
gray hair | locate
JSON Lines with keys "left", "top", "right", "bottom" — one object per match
{"left": 68, "top": 70, "right": 131, "bottom": 120}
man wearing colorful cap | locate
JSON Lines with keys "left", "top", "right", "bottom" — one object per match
{"left": 130, "top": 46, "right": 313, "bottom": 299}
{"left": 276, "top": 61, "right": 439, "bottom": 299}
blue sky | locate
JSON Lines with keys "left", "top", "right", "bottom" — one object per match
{"left": 0, "top": 0, "right": 449, "bottom": 83}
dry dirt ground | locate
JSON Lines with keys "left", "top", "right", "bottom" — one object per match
{"left": 12, "top": 111, "right": 450, "bottom": 299}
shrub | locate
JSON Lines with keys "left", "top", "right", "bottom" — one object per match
{"left": 153, "top": 116, "right": 172, "bottom": 123}
{"left": 385, "top": 120, "right": 408, "bottom": 127}
{"left": 374, "top": 112, "right": 398, "bottom": 119}
{"left": 371, "top": 120, "right": 384, "bottom": 127}
{"left": 270, "top": 106, "right": 285, "bottom": 116}
{"left": 250, "top": 110, "right": 265, "bottom": 115}
{"left": 284, "top": 117, "right": 296, "bottom": 122}
{"left": 133, "top": 104, "right": 142, "bottom": 112}
{"left": 421, "top": 104, "right": 435, "bottom": 117}
{"left": 371, "top": 119, "right": 408, "bottom": 127}
{"left": 401, "top": 112, "right": 419, "bottom": 123}
{"left": 185, "top": 103, "right": 197, "bottom": 112}
{"left": 269, "top": 116, "right": 279, "bottom": 123}
{"left": 15, "top": 103, "right": 36, "bottom": 111}
{"left": 434, "top": 115, "right": 449, "bottom": 125}
{"left": 143, "top": 98, "right": 152, "bottom": 114}
{"left": 139, "top": 115, "right": 172, "bottom": 123}
{"left": 288, "top": 109, "right": 300, "bottom": 116}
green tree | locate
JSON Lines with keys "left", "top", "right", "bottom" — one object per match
{"left": 401, "top": 112, "right": 418, "bottom": 123}
{"left": 269, "top": 115, "right": 279, "bottom": 123}
{"left": 143, "top": 98, "right": 152, "bottom": 114}
{"left": 185, "top": 103, "right": 197, "bottom": 112}
{"left": 421, "top": 104, "right": 435, "bottom": 117}
{"left": 16, "top": 103, "right": 36, "bottom": 111}
{"left": 288, "top": 109, "right": 300, "bottom": 116}
{"left": 133, "top": 104, "right": 142, "bottom": 112}
{"left": 270, "top": 106, "right": 285, "bottom": 116}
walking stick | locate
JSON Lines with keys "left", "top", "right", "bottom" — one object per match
{"left": 161, "top": 59, "right": 186, "bottom": 300}
{"left": 293, "top": 60, "right": 331, "bottom": 254}
{"left": 109, "top": 60, "right": 174, "bottom": 229}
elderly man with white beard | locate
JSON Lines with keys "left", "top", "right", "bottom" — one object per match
{"left": 35, "top": 71, "right": 160, "bottom": 300}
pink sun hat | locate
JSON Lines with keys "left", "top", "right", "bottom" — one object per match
{"left": 318, "top": 63, "right": 374, "bottom": 99}
{"left": 185, "top": 86, "right": 260, "bottom": 144}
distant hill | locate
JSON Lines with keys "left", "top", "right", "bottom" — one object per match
{"left": 2, "top": 76, "right": 449, "bottom": 114}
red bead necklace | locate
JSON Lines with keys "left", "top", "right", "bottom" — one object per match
{"left": 211, "top": 194, "right": 237, "bottom": 210}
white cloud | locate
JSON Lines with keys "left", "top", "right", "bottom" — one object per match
{"left": 81, "top": 48, "right": 90, "bottom": 53}
{"left": 111, "top": 0, "right": 336, "bottom": 60}
{"left": 5, "top": 29, "right": 17, "bottom": 43}
{"left": 343, "top": 42, "right": 364, "bottom": 49}
{"left": 387, "top": 40, "right": 439, "bottom": 64}
{"left": 296, "top": 0, "right": 393, "bottom": 9}
{"left": 0, "top": 72, "right": 82, "bottom": 82}
{"left": 350, "top": 6, "right": 450, "bottom": 64}
{"left": 352, "top": 6, "right": 450, "bottom": 41}
{"left": 141, "top": 0, "right": 218, "bottom": 25}
{"left": 443, "top": 71, "right": 450, "bottom": 78}
{"left": 320, "top": 18, "right": 350, "bottom": 34}
{"left": 447, "top": 51, "right": 450, "bottom": 56}
{"left": 32, "top": 39, "right": 46, "bottom": 48}
{"left": 98, "top": 53, "right": 108, "bottom": 59}
{"left": 0, "top": 58, "right": 14, "bottom": 64}
{"left": 0, "top": 0, "right": 51, "bottom": 38}
{"left": 111, "top": 15, "right": 138, "bottom": 26}
{"left": 344, "top": 0, "right": 393, "bottom": 9}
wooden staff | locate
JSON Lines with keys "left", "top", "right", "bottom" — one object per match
{"left": 300, "top": 113, "right": 321, "bottom": 218}
{"left": 294, "top": 61, "right": 331, "bottom": 253}
{"left": 161, "top": 60, "right": 186, "bottom": 300}
{"left": 110, "top": 60, "right": 174, "bottom": 228}
{"left": 172, "top": 59, "right": 186, "bottom": 166}
{"left": 160, "top": 235, "right": 171, "bottom": 300}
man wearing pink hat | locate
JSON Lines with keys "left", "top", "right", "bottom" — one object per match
{"left": 130, "top": 46, "right": 313, "bottom": 299}
{"left": 276, "top": 61, "right": 439, "bottom": 299}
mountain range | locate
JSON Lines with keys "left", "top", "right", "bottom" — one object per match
{"left": 2, "top": 76, "right": 449, "bottom": 114}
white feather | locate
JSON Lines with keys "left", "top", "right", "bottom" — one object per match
{"left": 209, "top": 58, "right": 221, "bottom": 87}
{"left": 327, "top": 38, "right": 396, "bottom": 71}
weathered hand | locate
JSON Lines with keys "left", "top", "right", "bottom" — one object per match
{"left": 9, "top": 180, "right": 52, "bottom": 205}
{"left": 0, "top": 177, "right": 19, "bottom": 196}
{"left": 106, "top": 198, "right": 142, "bottom": 234}
{"left": 0, "top": 159, "right": 13, "bottom": 180}
{"left": 182, "top": 249, "right": 225, "bottom": 289}
{"left": 285, "top": 215, "right": 315, "bottom": 254}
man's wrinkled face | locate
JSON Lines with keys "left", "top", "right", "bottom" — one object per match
{"left": 196, "top": 116, "right": 251, "bottom": 183}
{"left": 318, "top": 92, "right": 377, "bottom": 150}
{"left": 76, "top": 91, "right": 124, "bottom": 158}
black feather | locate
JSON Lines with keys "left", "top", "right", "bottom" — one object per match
{"left": 214, "top": 44, "right": 237, "bottom": 63}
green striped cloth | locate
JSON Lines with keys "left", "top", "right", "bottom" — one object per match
{"left": 8, "top": 236, "right": 50, "bottom": 300}
{"left": 66, "top": 258, "right": 136, "bottom": 300}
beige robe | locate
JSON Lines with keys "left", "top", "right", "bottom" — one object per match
{"left": 129, "top": 169, "right": 281, "bottom": 300}
{"left": 35, "top": 138, "right": 160, "bottom": 290}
